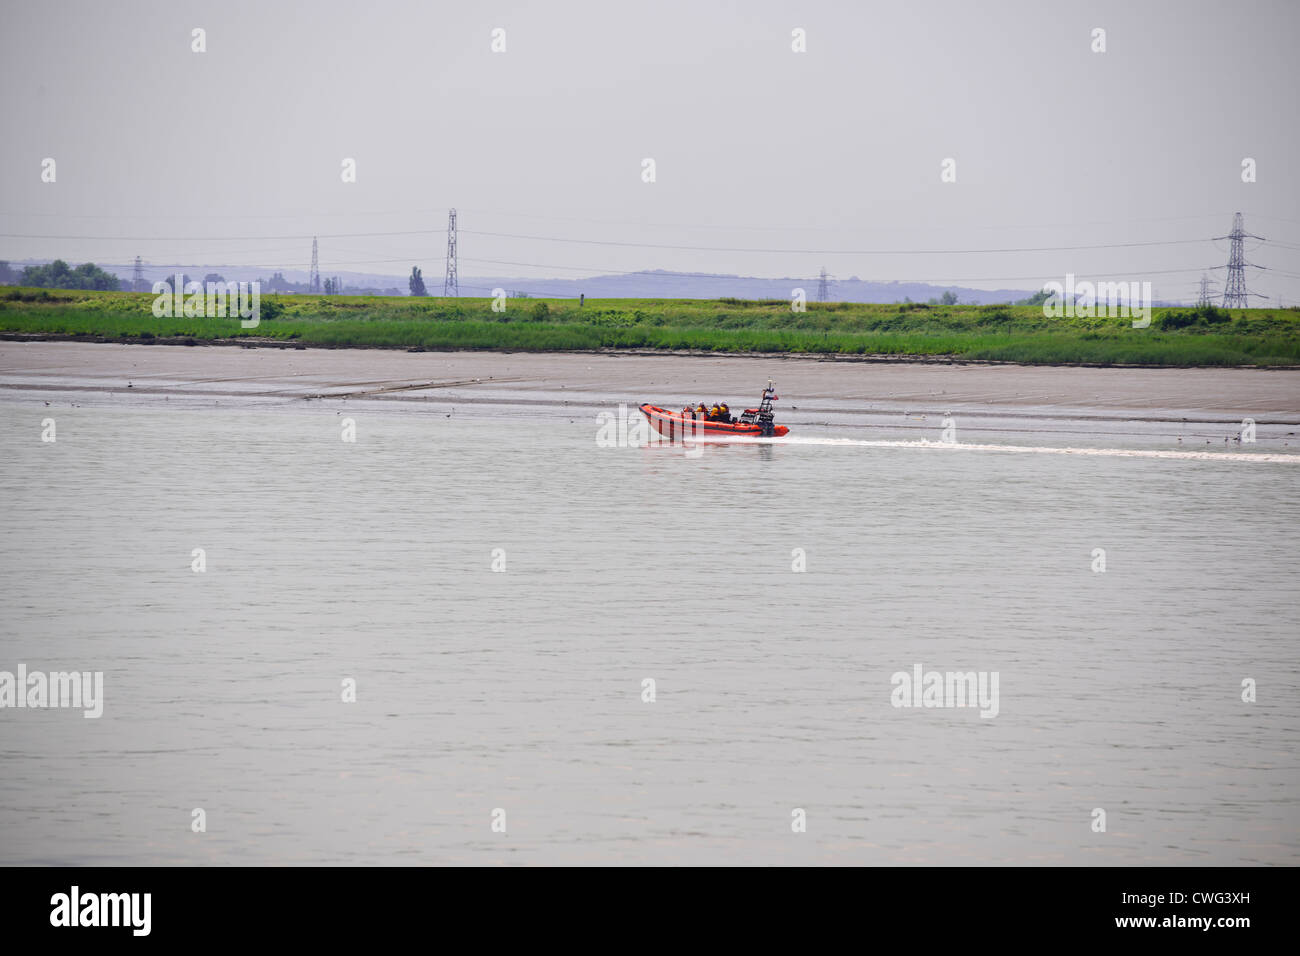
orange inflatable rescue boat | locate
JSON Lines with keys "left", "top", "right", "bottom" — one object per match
{"left": 639, "top": 381, "right": 790, "bottom": 439}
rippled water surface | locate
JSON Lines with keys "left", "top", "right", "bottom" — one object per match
{"left": 1, "top": 398, "right": 1296, "bottom": 865}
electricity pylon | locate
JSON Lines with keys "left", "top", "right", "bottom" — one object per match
{"left": 1217, "top": 212, "right": 1263, "bottom": 309}
{"left": 443, "top": 209, "right": 458, "bottom": 297}
{"left": 309, "top": 237, "right": 321, "bottom": 293}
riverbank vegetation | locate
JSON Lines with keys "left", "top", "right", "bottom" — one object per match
{"left": 2, "top": 287, "right": 1297, "bottom": 366}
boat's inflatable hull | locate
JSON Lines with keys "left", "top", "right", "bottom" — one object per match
{"left": 638, "top": 404, "right": 789, "bottom": 438}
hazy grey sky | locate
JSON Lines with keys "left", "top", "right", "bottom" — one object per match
{"left": 2, "top": 0, "right": 1297, "bottom": 300}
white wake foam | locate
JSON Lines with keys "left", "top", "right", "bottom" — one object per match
{"left": 728, "top": 434, "right": 1300, "bottom": 463}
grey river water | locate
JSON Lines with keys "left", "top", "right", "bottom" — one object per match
{"left": 0, "top": 366, "right": 1297, "bottom": 865}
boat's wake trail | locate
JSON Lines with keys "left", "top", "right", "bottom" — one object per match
{"left": 734, "top": 435, "right": 1300, "bottom": 463}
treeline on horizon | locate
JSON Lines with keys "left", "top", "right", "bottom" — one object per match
{"left": 0, "top": 260, "right": 402, "bottom": 297}
{"left": 0, "top": 259, "right": 1063, "bottom": 308}
{"left": 0, "top": 259, "right": 121, "bottom": 291}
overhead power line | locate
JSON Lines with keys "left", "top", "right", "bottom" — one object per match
{"left": 455, "top": 230, "right": 1212, "bottom": 256}
{"left": 0, "top": 229, "right": 1215, "bottom": 256}
{"left": 10, "top": 207, "right": 1297, "bottom": 232}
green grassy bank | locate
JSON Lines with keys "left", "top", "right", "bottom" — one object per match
{"left": 2, "top": 287, "right": 1298, "bottom": 366}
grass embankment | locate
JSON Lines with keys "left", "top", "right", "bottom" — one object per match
{"left": 2, "top": 288, "right": 1298, "bottom": 366}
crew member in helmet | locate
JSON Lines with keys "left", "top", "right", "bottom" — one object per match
{"left": 709, "top": 403, "right": 722, "bottom": 421}
{"left": 719, "top": 402, "right": 731, "bottom": 423}
{"left": 697, "top": 402, "right": 708, "bottom": 420}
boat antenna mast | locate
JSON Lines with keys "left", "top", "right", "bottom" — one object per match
{"left": 740, "top": 380, "right": 780, "bottom": 435}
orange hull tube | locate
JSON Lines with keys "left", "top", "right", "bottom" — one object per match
{"left": 638, "top": 404, "right": 789, "bottom": 438}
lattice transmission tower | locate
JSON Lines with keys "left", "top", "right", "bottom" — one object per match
{"left": 817, "top": 267, "right": 831, "bottom": 302}
{"left": 132, "top": 256, "right": 144, "bottom": 292}
{"left": 309, "top": 237, "right": 321, "bottom": 293}
{"left": 1217, "top": 212, "right": 1263, "bottom": 309}
{"left": 444, "top": 209, "right": 458, "bottom": 296}
{"left": 1196, "top": 273, "right": 1216, "bottom": 307}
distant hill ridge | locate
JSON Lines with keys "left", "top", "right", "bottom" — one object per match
{"left": 10, "top": 258, "right": 1158, "bottom": 305}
